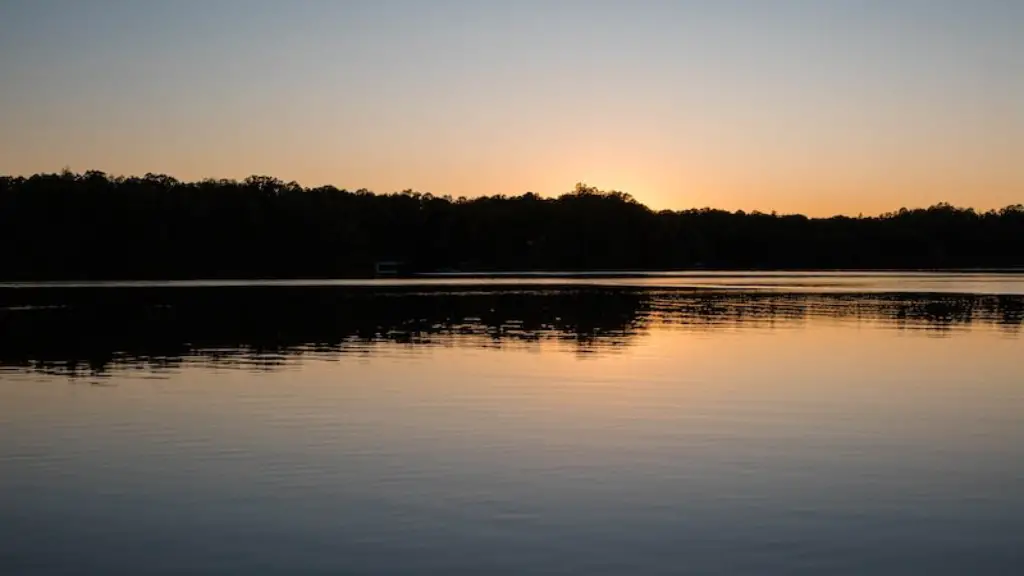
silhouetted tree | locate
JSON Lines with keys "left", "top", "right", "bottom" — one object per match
{"left": 0, "top": 170, "right": 1022, "bottom": 280}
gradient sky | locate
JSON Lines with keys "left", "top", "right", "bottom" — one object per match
{"left": 1, "top": 0, "right": 1020, "bottom": 215}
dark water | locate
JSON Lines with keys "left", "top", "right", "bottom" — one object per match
{"left": 2, "top": 275, "right": 1023, "bottom": 575}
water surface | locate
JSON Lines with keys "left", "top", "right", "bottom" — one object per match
{"left": 4, "top": 270, "right": 1024, "bottom": 294}
{"left": 1, "top": 274, "right": 1023, "bottom": 575}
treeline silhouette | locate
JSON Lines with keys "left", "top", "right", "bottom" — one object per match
{"left": 1, "top": 170, "right": 1023, "bottom": 280}
{"left": 0, "top": 286, "right": 1020, "bottom": 376}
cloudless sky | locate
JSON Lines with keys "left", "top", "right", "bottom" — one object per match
{"left": 1, "top": 0, "right": 1020, "bottom": 215}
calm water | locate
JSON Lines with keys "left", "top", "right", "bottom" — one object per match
{"left": 1, "top": 274, "right": 1023, "bottom": 575}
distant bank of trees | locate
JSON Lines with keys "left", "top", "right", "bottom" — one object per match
{"left": 0, "top": 170, "right": 1021, "bottom": 280}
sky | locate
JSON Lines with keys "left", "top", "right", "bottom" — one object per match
{"left": 0, "top": 0, "right": 1020, "bottom": 215}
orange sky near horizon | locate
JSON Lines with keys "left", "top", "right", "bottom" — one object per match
{"left": 1, "top": 1, "right": 1020, "bottom": 217}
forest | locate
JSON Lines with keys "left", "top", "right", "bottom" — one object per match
{"left": 1, "top": 170, "right": 1022, "bottom": 280}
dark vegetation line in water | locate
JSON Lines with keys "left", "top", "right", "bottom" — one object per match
{"left": 2, "top": 170, "right": 1023, "bottom": 280}
{"left": 0, "top": 288, "right": 1020, "bottom": 376}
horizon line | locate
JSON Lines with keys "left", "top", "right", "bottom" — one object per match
{"left": 3, "top": 168, "right": 1021, "bottom": 220}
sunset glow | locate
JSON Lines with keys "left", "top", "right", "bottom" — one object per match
{"left": 1, "top": 0, "right": 1020, "bottom": 216}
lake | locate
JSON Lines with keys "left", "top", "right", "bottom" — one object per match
{"left": 1, "top": 273, "right": 1023, "bottom": 575}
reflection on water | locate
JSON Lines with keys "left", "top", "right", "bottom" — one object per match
{"left": 1, "top": 276, "right": 1024, "bottom": 575}
{"left": 4, "top": 271, "right": 1024, "bottom": 294}
{"left": 0, "top": 284, "right": 1021, "bottom": 377}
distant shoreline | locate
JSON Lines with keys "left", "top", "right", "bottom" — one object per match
{"left": 3, "top": 173, "right": 1022, "bottom": 280}
{"left": 3, "top": 269, "right": 1024, "bottom": 291}
{"left": 415, "top": 268, "right": 1024, "bottom": 277}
